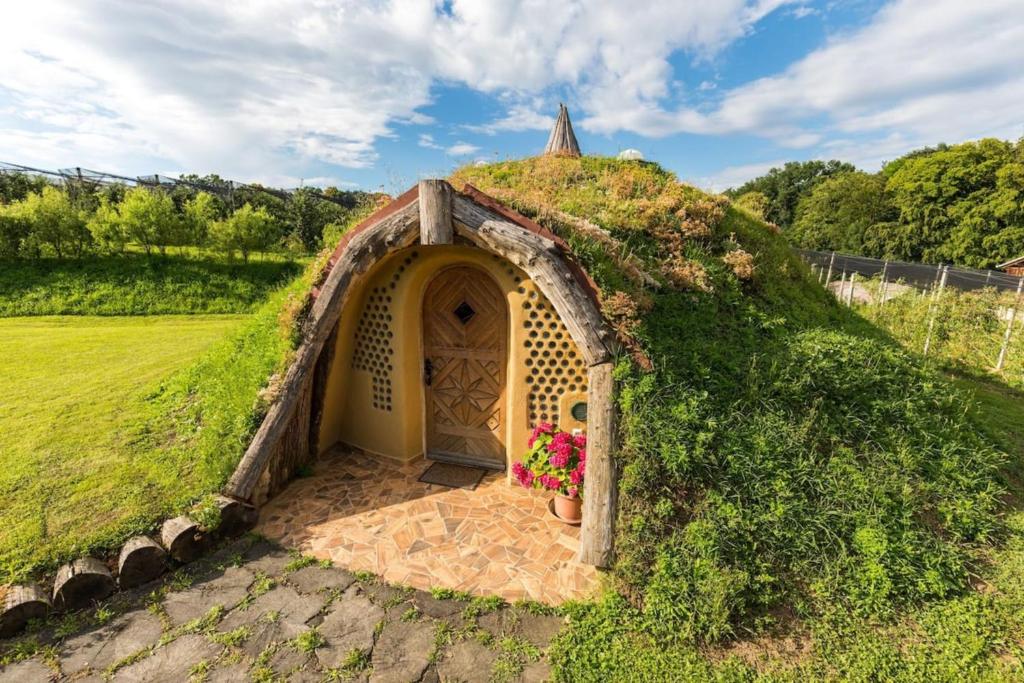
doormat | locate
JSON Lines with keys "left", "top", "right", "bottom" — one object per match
{"left": 418, "top": 462, "right": 487, "bottom": 490}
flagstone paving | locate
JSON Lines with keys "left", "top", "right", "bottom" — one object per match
{"left": 256, "top": 447, "right": 599, "bottom": 604}
{"left": 0, "top": 536, "right": 565, "bottom": 682}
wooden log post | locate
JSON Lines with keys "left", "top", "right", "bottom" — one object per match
{"left": 117, "top": 536, "right": 167, "bottom": 589}
{"left": 53, "top": 558, "right": 115, "bottom": 612}
{"left": 161, "top": 516, "right": 204, "bottom": 563}
{"left": 577, "top": 362, "right": 617, "bottom": 568}
{"left": 213, "top": 495, "right": 258, "bottom": 538}
{"left": 879, "top": 260, "right": 889, "bottom": 305}
{"left": 995, "top": 275, "right": 1024, "bottom": 371}
{"left": 1, "top": 584, "right": 51, "bottom": 637}
{"left": 824, "top": 251, "right": 836, "bottom": 286}
{"left": 419, "top": 179, "right": 453, "bottom": 245}
{"left": 923, "top": 265, "right": 949, "bottom": 357}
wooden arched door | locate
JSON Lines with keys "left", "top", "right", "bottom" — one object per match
{"left": 422, "top": 265, "right": 507, "bottom": 470}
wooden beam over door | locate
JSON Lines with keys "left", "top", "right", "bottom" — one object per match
{"left": 419, "top": 179, "right": 453, "bottom": 245}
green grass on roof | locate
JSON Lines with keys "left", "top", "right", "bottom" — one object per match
{"left": 454, "top": 156, "right": 1021, "bottom": 680}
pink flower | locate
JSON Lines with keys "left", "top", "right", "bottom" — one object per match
{"left": 512, "top": 461, "right": 526, "bottom": 480}
{"left": 512, "top": 462, "right": 534, "bottom": 488}
{"left": 528, "top": 422, "right": 554, "bottom": 447}
{"left": 567, "top": 487, "right": 578, "bottom": 498}
{"left": 578, "top": 448, "right": 587, "bottom": 463}
{"left": 548, "top": 451, "right": 570, "bottom": 468}
{"left": 547, "top": 432, "right": 574, "bottom": 460}
{"left": 569, "top": 467, "right": 583, "bottom": 485}
{"left": 573, "top": 433, "right": 587, "bottom": 449}
{"left": 577, "top": 459, "right": 586, "bottom": 476}
{"left": 538, "top": 474, "right": 562, "bottom": 491}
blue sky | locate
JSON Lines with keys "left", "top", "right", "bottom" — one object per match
{"left": 1, "top": 0, "right": 1022, "bottom": 193}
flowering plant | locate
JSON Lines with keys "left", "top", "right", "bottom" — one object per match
{"left": 512, "top": 423, "right": 586, "bottom": 499}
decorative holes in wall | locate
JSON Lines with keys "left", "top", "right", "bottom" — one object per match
{"left": 521, "top": 285, "right": 587, "bottom": 428}
{"left": 351, "top": 250, "right": 419, "bottom": 411}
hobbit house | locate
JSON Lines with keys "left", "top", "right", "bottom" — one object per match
{"left": 226, "top": 177, "right": 620, "bottom": 570}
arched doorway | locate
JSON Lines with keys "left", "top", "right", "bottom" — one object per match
{"left": 422, "top": 265, "right": 508, "bottom": 470}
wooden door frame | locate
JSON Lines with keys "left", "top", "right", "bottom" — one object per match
{"left": 418, "top": 263, "right": 510, "bottom": 470}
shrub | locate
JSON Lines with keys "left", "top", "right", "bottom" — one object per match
{"left": 118, "top": 187, "right": 180, "bottom": 255}
{"left": 210, "top": 204, "right": 279, "bottom": 262}
{"left": 9, "top": 187, "right": 91, "bottom": 258}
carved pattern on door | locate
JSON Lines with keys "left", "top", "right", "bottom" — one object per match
{"left": 423, "top": 266, "right": 507, "bottom": 469}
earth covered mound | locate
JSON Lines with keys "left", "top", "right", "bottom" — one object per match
{"left": 452, "top": 157, "right": 1014, "bottom": 673}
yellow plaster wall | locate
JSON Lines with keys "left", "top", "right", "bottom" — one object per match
{"left": 318, "top": 244, "right": 589, "bottom": 473}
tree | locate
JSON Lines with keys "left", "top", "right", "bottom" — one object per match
{"left": 0, "top": 172, "right": 48, "bottom": 205}
{"left": 734, "top": 192, "right": 769, "bottom": 220}
{"left": 0, "top": 203, "right": 32, "bottom": 257}
{"left": 885, "top": 138, "right": 1024, "bottom": 267}
{"left": 288, "top": 187, "right": 347, "bottom": 251}
{"left": 14, "top": 186, "right": 91, "bottom": 258}
{"left": 726, "top": 160, "right": 856, "bottom": 229}
{"left": 789, "top": 172, "right": 898, "bottom": 257}
{"left": 117, "top": 187, "right": 180, "bottom": 255}
{"left": 182, "top": 191, "right": 221, "bottom": 248}
{"left": 87, "top": 198, "right": 129, "bottom": 254}
{"left": 209, "top": 204, "right": 277, "bottom": 262}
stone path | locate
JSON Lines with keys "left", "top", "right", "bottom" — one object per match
{"left": 0, "top": 535, "right": 564, "bottom": 682}
{"left": 257, "top": 448, "right": 597, "bottom": 604}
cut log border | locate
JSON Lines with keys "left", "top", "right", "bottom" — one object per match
{"left": 1, "top": 494, "right": 255, "bottom": 640}
{"left": 224, "top": 179, "right": 620, "bottom": 568}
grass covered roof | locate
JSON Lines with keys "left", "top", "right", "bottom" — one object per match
{"left": 451, "top": 156, "right": 1019, "bottom": 678}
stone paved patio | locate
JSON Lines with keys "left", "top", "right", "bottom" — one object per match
{"left": 256, "top": 447, "right": 599, "bottom": 604}
{"left": 0, "top": 536, "right": 564, "bottom": 682}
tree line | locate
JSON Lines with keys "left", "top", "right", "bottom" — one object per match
{"left": 0, "top": 172, "right": 374, "bottom": 261}
{"left": 726, "top": 138, "right": 1024, "bottom": 269}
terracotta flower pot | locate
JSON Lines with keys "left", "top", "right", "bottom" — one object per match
{"left": 553, "top": 494, "right": 583, "bottom": 524}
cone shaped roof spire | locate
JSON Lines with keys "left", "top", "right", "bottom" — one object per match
{"left": 544, "top": 103, "right": 581, "bottom": 157}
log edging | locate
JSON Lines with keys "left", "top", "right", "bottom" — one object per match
{"left": 0, "top": 494, "right": 257, "bottom": 640}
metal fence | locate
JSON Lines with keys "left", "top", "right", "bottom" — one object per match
{"left": 0, "top": 161, "right": 359, "bottom": 211}
{"left": 796, "top": 248, "right": 1024, "bottom": 293}
{"left": 795, "top": 248, "right": 1024, "bottom": 386}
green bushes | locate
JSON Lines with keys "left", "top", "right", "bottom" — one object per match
{"left": 854, "top": 282, "right": 1024, "bottom": 390}
{"left": 0, "top": 172, "right": 376, "bottom": 260}
{"left": 1, "top": 186, "right": 91, "bottom": 258}
{"left": 208, "top": 204, "right": 278, "bottom": 262}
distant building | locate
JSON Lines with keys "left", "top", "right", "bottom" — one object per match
{"left": 997, "top": 255, "right": 1024, "bottom": 277}
{"left": 617, "top": 149, "right": 644, "bottom": 161}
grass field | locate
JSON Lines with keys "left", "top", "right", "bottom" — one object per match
{"left": 0, "top": 315, "right": 245, "bottom": 582}
{"left": 0, "top": 253, "right": 303, "bottom": 316}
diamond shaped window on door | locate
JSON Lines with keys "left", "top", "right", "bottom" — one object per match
{"left": 453, "top": 301, "right": 476, "bottom": 324}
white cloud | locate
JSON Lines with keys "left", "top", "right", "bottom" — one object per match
{"left": 446, "top": 142, "right": 480, "bottom": 157}
{"left": 0, "top": 0, "right": 794, "bottom": 178}
{"left": 418, "top": 133, "right": 443, "bottom": 150}
{"left": 696, "top": 159, "right": 789, "bottom": 192}
{"left": 584, "top": 0, "right": 1024, "bottom": 157}
{"left": 466, "top": 102, "right": 554, "bottom": 135}
{"left": 3, "top": 0, "right": 1020, "bottom": 183}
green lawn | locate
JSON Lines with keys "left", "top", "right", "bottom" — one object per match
{"left": 0, "top": 254, "right": 303, "bottom": 316}
{"left": 0, "top": 315, "right": 245, "bottom": 581}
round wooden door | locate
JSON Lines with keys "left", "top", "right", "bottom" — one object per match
{"left": 422, "top": 266, "right": 507, "bottom": 470}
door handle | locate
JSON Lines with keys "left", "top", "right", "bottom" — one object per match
{"left": 424, "top": 358, "right": 433, "bottom": 386}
